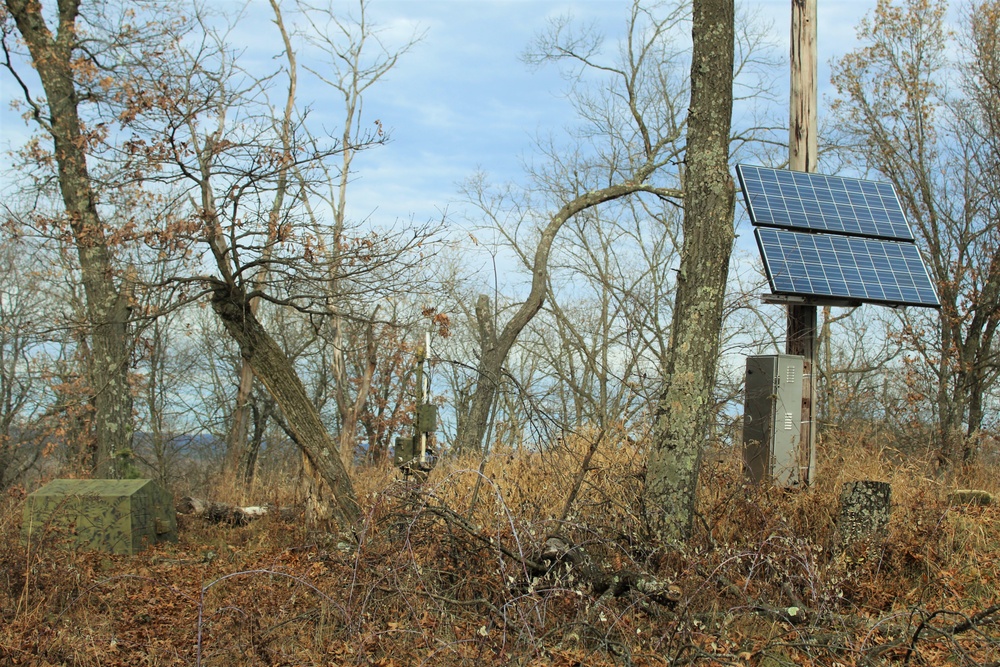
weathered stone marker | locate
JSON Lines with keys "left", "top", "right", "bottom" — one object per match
{"left": 22, "top": 479, "right": 177, "bottom": 555}
{"left": 837, "top": 480, "right": 891, "bottom": 545}
{"left": 947, "top": 489, "right": 994, "bottom": 506}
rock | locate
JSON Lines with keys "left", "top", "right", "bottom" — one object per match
{"left": 838, "top": 480, "right": 891, "bottom": 545}
{"left": 947, "top": 489, "right": 994, "bottom": 506}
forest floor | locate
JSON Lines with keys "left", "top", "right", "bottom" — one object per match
{"left": 1, "top": 431, "right": 998, "bottom": 666}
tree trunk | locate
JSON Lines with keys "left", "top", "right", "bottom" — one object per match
{"left": 333, "top": 319, "right": 378, "bottom": 468}
{"left": 225, "top": 362, "right": 256, "bottom": 484}
{"left": 455, "top": 294, "right": 499, "bottom": 454}
{"left": 224, "top": 0, "right": 297, "bottom": 488}
{"left": 7, "top": 0, "right": 134, "bottom": 478}
{"left": 224, "top": 399, "right": 272, "bottom": 489}
{"left": 210, "top": 283, "right": 360, "bottom": 531}
{"left": 176, "top": 496, "right": 274, "bottom": 526}
{"left": 644, "top": 0, "right": 735, "bottom": 543}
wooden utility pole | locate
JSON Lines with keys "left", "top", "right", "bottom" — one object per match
{"left": 788, "top": 0, "right": 818, "bottom": 485}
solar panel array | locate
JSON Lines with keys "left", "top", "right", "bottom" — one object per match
{"left": 737, "top": 165, "right": 914, "bottom": 241}
{"left": 754, "top": 227, "right": 940, "bottom": 307}
{"left": 737, "top": 165, "right": 939, "bottom": 308}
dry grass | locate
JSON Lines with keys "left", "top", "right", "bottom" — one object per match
{"left": 1, "top": 430, "right": 998, "bottom": 666}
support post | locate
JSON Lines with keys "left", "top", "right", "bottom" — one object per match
{"left": 787, "top": 0, "right": 818, "bottom": 485}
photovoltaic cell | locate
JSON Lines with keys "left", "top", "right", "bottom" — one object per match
{"left": 737, "top": 164, "right": 914, "bottom": 241}
{"left": 755, "top": 227, "right": 939, "bottom": 307}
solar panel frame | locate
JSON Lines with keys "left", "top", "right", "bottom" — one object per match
{"left": 737, "top": 164, "right": 915, "bottom": 241}
{"left": 754, "top": 227, "right": 940, "bottom": 307}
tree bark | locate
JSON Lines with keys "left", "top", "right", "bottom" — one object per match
{"left": 334, "top": 320, "right": 378, "bottom": 468}
{"left": 210, "top": 283, "right": 361, "bottom": 531}
{"left": 7, "top": 0, "right": 134, "bottom": 478}
{"left": 455, "top": 294, "right": 498, "bottom": 454}
{"left": 225, "top": 362, "right": 257, "bottom": 484}
{"left": 644, "top": 0, "right": 735, "bottom": 543}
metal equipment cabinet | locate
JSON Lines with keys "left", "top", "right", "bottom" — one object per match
{"left": 22, "top": 478, "right": 177, "bottom": 555}
{"left": 743, "top": 354, "right": 805, "bottom": 486}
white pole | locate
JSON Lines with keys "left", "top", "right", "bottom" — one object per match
{"left": 419, "top": 331, "right": 431, "bottom": 466}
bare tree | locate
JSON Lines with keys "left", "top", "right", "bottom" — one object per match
{"left": 490, "top": 199, "right": 680, "bottom": 444}
{"left": 220, "top": 0, "right": 300, "bottom": 487}
{"left": 0, "top": 238, "right": 50, "bottom": 488}
{"left": 831, "top": 0, "right": 1000, "bottom": 467}
{"left": 452, "top": 0, "right": 690, "bottom": 454}
{"left": 2, "top": 0, "right": 148, "bottom": 477}
{"left": 125, "top": 0, "right": 434, "bottom": 527}
{"left": 130, "top": 266, "right": 207, "bottom": 488}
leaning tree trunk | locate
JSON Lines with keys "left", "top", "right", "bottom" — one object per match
{"left": 7, "top": 0, "right": 134, "bottom": 478}
{"left": 644, "top": 0, "right": 736, "bottom": 544}
{"left": 298, "top": 318, "right": 377, "bottom": 524}
{"left": 211, "top": 283, "right": 361, "bottom": 531}
{"left": 224, "top": 0, "right": 297, "bottom": 488}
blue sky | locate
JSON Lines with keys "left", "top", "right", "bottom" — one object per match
{"left": 326, "top": 0, "right": 878, "bottom": 229}
{"left": 0, "top": 0, "right": 880, "bottom": 236}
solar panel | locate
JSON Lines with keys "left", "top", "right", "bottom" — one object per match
{"left": 755, "top": 227, "right": 939, "bottom": 307}
{"left": 737, "top": 165, "right": 914, "bottom": 241}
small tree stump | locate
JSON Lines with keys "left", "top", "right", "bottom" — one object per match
{"left": 838, "top": 480, "right": 891, "bottom": 545}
